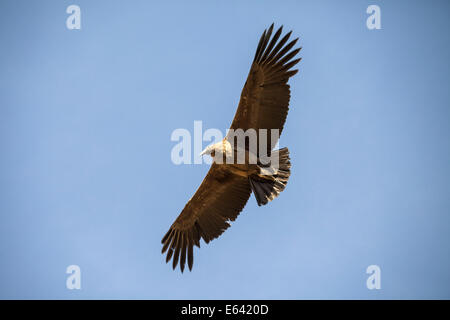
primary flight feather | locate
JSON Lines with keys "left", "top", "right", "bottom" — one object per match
{"left": 161, "top": 24, "right": 301, "bottom": 272}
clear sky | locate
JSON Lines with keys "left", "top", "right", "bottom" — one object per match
{"left": 1, "top": 0, "right": 449, "bottom": 299}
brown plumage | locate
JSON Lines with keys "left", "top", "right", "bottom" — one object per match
{"left": 161, "top": 24, "right": 301, "bottom": 272}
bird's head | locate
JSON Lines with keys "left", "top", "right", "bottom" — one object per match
{"left": 200, "top": 140, "right": 232, "bottom": 160}
{"left": 200, "top": 144, "right": 216, "bottom": 157}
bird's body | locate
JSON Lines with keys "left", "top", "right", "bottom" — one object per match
{"left": 161, "top": 24, "right": 301, "bottom": 272}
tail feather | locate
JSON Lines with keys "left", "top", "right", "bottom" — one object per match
{"left": 249, "top": 147, "right": 291, "bottom": 206}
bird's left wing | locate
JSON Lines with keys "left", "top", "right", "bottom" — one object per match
{"left": 161, "top": 163, "right": 251, "bottom": 272}
{"left": 229, "top": 24, "right": 301, "bottom": 150}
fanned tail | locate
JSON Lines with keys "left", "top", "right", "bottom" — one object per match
{"left": 249, "top": 147, "right": 291, "bottom": 206}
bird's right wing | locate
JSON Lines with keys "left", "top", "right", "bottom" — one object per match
{"left": 161, "top": 163, "right": 251, "bottom": 272}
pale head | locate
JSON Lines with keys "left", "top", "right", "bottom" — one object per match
{"left": 199, "top": 139, "right": 233, "bottom": 160}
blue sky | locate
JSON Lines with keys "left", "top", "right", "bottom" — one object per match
{"left": 1, "top": 0, "right": 449, "bottom": 299}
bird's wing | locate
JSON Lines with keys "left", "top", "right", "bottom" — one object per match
{"left": 229, "top": 24, "right": 301, "bottom": 150}
{"left": 161, "top": 163, "right": 251, "bottom": 272}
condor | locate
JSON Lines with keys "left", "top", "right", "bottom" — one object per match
{"left": 161, "top": 24, "right": 301, "bottom": 272}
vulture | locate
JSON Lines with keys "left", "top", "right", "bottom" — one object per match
{"left": 161, "top": 24, "right": 301, "bottom": 272}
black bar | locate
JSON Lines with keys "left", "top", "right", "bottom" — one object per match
{"left": 1, "top": 300, "right": 448, "bottom": 318}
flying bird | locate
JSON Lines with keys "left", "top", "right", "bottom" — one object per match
{"left": 161, "top": 24, "right": 301, "bottom": 272}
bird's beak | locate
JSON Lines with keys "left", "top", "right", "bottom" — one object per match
{"left": 200, "top": 149, "right": 207, "bottom": 156}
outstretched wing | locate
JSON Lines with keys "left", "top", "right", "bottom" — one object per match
{"left": 161, "top": 163, "right": 251, "bottom": 272}
{"left": 229, "top": 24, "right": 301, "bottom": 150}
